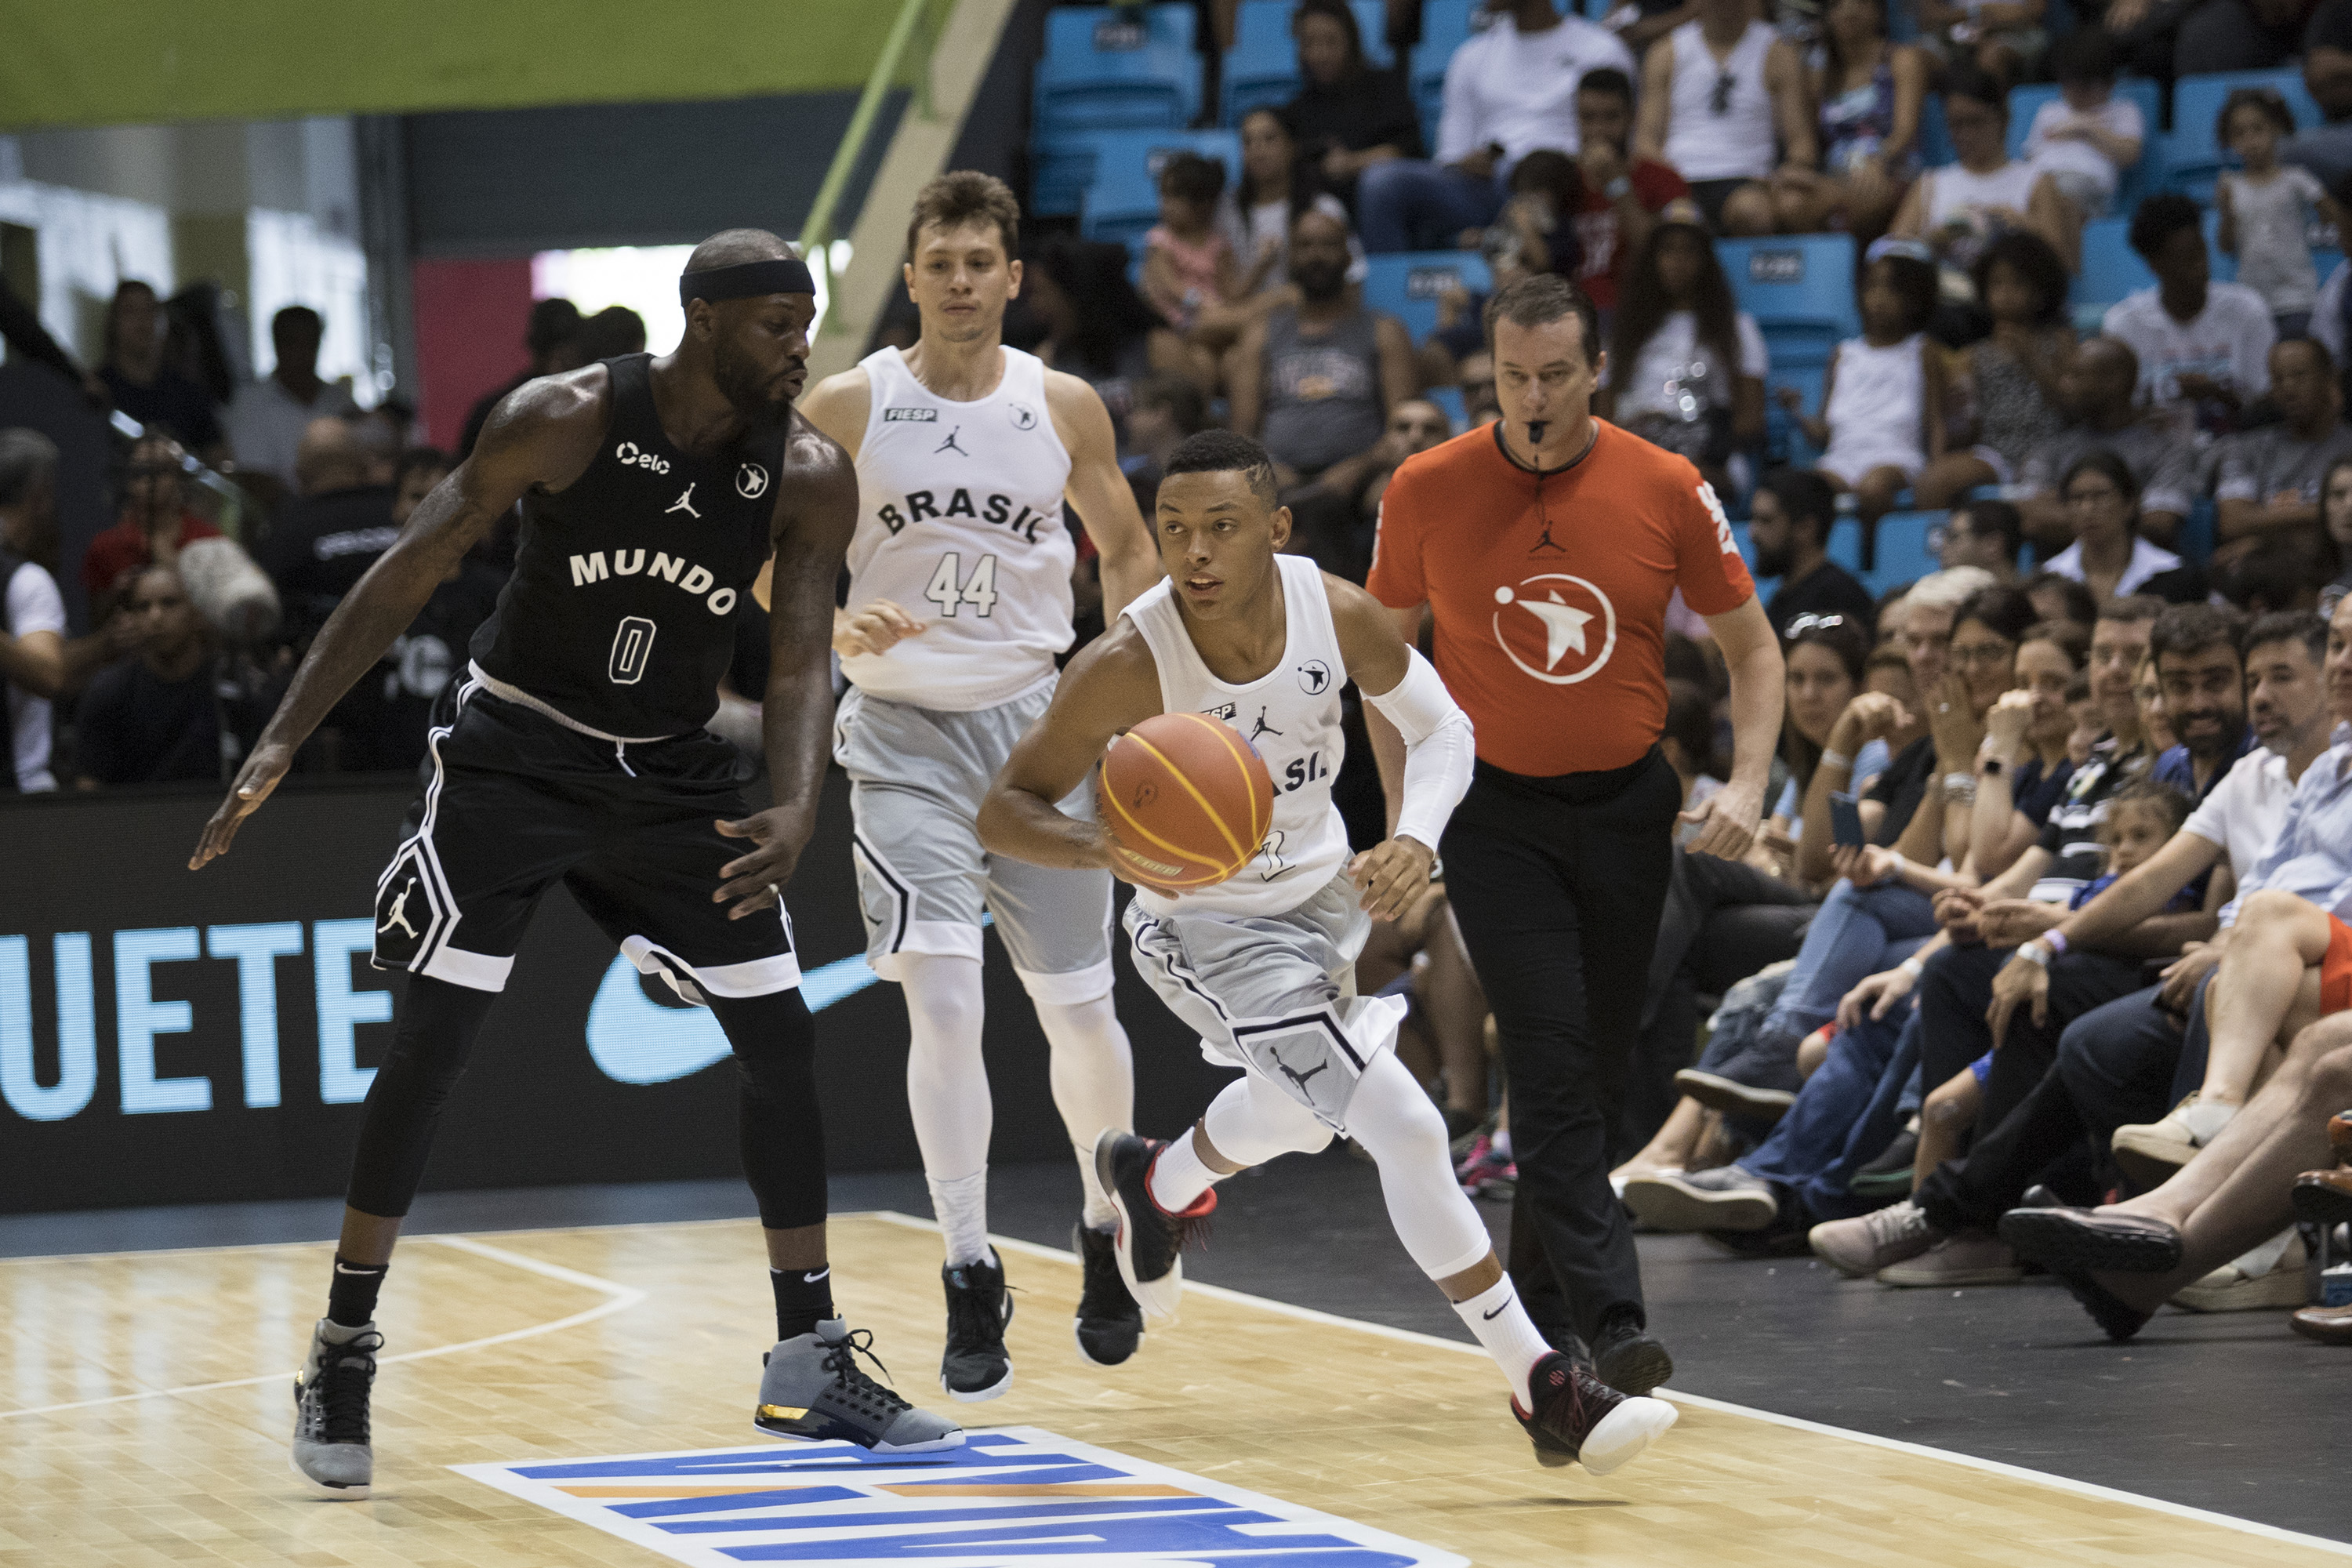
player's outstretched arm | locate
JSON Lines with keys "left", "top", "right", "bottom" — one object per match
{"left": 1046, "top": 370, "right": 1162, "bottom": 619}
{"left": 1327, "top": 575, "right": 1474, "bottom": 920}
{"left": 714, "top": 416, "right": 861, "bottom": 918}
{"left": 976, "top": 626, "right": 1162, "bottom": 873}
{"left": 190, "top": 372, "right": 604, "bottom": 869}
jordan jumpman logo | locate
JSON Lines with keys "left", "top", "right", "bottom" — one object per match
{"left": 1249, "top": 706, "right": 1283, "bottom": 742}
{"left": 1273, "top": 1047, "right": 1330, "bottom": 1096}
{"left": 935, "top": 426, "right": 968, "bottom": 456}
{"left": 667, "top": 483, "right": 700, "bottom": 518}
{"left": 379, "top": 877, "right": 421, "bottom": 940}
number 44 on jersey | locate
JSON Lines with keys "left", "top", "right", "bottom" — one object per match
{"left": 925, "top": 552, "right": 1000, "bottom": 618}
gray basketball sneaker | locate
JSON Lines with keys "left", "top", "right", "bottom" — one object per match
{"left": 754, "top": 1318, "right": 965, "bottom": 1452}
{"left": 291, "top": 1319, "right": 381, "bottom": 1498}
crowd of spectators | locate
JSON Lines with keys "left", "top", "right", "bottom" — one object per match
{"left": 0, "top": 289, "right": 649, "bottom": 796}
{"left": 1030, "top": 0, "right": 2352, "bottom": 1340}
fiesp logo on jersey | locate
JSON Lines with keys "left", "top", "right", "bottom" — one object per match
{"left": 615, "top": 441, "right": 672, "bottom": 475}
{"left": 882, "top": 407, "right": 938, "bottom": 422}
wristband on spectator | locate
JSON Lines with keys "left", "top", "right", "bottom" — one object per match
{"left": 2018, "top": 940, "right": 2050, "bottom": 967}
{"left": 1942, "top": 771, "right": 1977, "bottom": 804}
{"left": 2043, "top": 928, "right": 2068, "bottom": 956}
{"left": 1820, "top": 747, "right": 1853, "bottom": 771}
{"left": 1897, "top": 956, "right": 1925, "bottom": 979}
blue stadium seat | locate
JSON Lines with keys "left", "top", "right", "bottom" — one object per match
{"left": 1825, "top": 516, "right": 1864, "bottom": 574}
{"left": 1718, "top": 234, "right": 1859, "bottom": 368}
{"left": 2165, "top": 68, "right": 2321, "bottom": 204}
{"left": 1918, "top": 95, "right": 1955, "bottom": 169}
{"left": 2176, "top": 498, "right": 2217, "bottom": 564}
{"left": 1359, "top": 250, "right": 1493, "bottom": 341}
{"left": 1862, "top": 510, "right": 1945, "bottom": 597}
{"left": 1763, "top": 361, "right": 1826, "bottom": 469}
{"left": 1034, "top": 4, "right": 1202, "bottom": 134}
{"left": 1222, "top": 0, "right": 1392, "bottom": 123}
{"left": 1423, "top": 383, "right": 1468, "bottom": 431}
{"left": 1076, "top": 129, "right": 1245, "bottom": 254}
{"left": 2006, "top": 76, "right": 2164, "bottom": 215}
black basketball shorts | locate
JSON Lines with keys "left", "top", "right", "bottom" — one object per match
{"left": 371, "top": 673, "right": 799, "bottom": 1003}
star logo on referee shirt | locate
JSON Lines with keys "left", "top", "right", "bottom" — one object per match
{"left": 1492, "top": 574, "right": 1617, "bottom": 685}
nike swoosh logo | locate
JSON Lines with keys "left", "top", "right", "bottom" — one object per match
{"left": 801, "top": 1269, "right": 831, "bottom": 1284}
{"left": 334, "top": 1263, "right": 383, "bottom": 1276}
{"left": 1482, "top": 1299, "right": 1512, "bottom": 1320}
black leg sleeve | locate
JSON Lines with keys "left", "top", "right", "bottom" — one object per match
{"left": 345, "top": 975, "right": 498, "bottom": 1218}
{"left": 708, "top": 987, "right": 828, "bottom": 1232}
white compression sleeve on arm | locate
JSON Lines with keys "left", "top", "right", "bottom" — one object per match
{"left": 1364, "top": 648, "right": 1474, "bottom": 851}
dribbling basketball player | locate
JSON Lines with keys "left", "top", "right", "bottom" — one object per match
{"left": 191, "top": 231, "right": 962, "bottom": 1498}
{"left": 976, "top": 430, "right": 1679, "bottom": 1475}
{"left": 783, "top": 173, "right": 1160, "bottom": 1399}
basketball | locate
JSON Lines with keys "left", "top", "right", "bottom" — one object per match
{"left": 1095, "top": 712, "right": 1274, "bottom": 893}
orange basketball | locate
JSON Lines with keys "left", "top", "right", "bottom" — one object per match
{"left": 1095, "top": 712, "right": 1275, "bottom": 894}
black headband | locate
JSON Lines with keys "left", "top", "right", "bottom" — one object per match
{"left": 680, "top": 256, "right": 815, "bottom": 307}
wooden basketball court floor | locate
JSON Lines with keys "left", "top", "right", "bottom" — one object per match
{"left": 2, "top": 1210, "right": 2344, "bottom": 1568}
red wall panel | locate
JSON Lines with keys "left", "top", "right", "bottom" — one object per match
{"left": 410, "top": 257, "right": 534, "bottom": 454}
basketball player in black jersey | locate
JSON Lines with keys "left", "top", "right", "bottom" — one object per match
{"left": 191, "top": 230, "right": 964, "bottom": 1498}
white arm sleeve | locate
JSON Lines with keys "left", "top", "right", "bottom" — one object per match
{"left": 1364, "top": 648, "right": 1475, "bottom": 852}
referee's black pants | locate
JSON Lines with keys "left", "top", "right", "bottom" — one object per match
{"left": 1443, "top": 750, "right": 1682, "bottom": 1345}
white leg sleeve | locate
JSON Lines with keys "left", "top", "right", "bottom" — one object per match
{"left": 900, "top": 953, "right": 993, "bottom": 1264}
{"left": 1345, "top": 1052, "right": 1495, "bottom": 1280}
{"left": 1200, "top": 1071, "right": 1336, "bottom": 1168}
{"left": 1033, "top": 993, "right": 1135, "bottom": 1230}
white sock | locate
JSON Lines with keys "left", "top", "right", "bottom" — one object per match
{"left": 1146, "top": 1130, "right": 1219, "bottom": 1214}
{"left": 1033, "top": 992, "right": 1134, "bottom": 1230}
{"left": 2180, "top": 1097, "right": 2237, "bottom": 1145}
{"left": 2226, "top": 1225, "right": 2298, "bottom": 1279}
{"left": 1453, "top": 1277, "right": 1552, "bottom": 1406}
{"left": 1491, "top": 1128, "right": 1512, "bottom": 1159}
{"left": 927, "top": 1168, "right": 992, "bottom": 1266}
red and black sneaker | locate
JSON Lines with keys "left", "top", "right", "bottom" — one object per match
{"left": 1094, "top": 1131, "right": 1215, "bottom": 1325}
{"left": 1512, "top": 1352, "right": 1679, "bottom": 1475}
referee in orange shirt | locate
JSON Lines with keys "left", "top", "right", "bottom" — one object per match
{"left": 1367, "top": 274, "right": 1784, "bottom": 1396}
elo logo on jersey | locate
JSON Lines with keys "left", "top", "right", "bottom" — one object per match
{"left": 882, "top": 406, "right": 938, "bottom": 422}
{"left": 568, "top": 549, "right": 740, "bottom": 615}
{"left": 875, "top": 487, "right": 1054, "bottom": 544}
{"left": 613, "top": 441, "right": 671, "bottom": 475}
{"left": 735, "top": 463, "right": 769, "bottom": 499}
{"left": 1492, "top": 573, "right": 1617, "bottom": 685}
{"left": 456, "top": 1428, "right": 1465, "bottom": 1568}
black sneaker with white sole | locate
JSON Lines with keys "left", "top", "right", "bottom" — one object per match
{"left": 1094, "top": 1130, "right": 1215, "bottom": 1324}
{"left": 1513, "top": 1351, "right": 1679, "bottom": 1474}
{"left": 1588, "top": 1308, "right": 1674, "bottom": 1396}
{"left": 1073, "top": 1222, "right": 1144, "bottom": 1367}
{"left": 940, "top": 1254, "right": 1014, "bottom": 1401}
{"left": 291, "top": 1319, "right": 379, "bottom": 1499}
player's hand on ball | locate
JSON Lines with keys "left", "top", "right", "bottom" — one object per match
{"left": 189, "top": 740, "right": 294, "bottom": 869}
{"left": 714, "top": 808, "right": 809, "bottom": 920}
{"left": 1680, "top": 779, "right": 1762, "bottom": 863}
{"left": 833, "top": 599, "right": 925, "bottom": 659}
{"left": 1347, "top": 835, "right": 1435, "bottom": 921}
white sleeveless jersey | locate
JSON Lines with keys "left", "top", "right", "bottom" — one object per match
{"left": 842, "top": 346, "right": 1076, "bottom": 710}
{"left": 1124, "top": 554, "right": 1352, "bottom": 919}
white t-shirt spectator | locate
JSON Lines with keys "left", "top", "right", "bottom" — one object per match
{"left": 1604, "top": 310, "right": 1769, "bottom": 420}
{"left": 2183, "top": 745, "right": 2299, "bottom": 877}
{"left": 1436, "top": 13, "right": 1635, "bottom": 171}
{"left": 5, "top": 557, "right": 65, "bottom": 791}
{"left": 1660, "top": 20, "right": 1780, "bottom": 182}
{"left": 2220, "top": 166, "right": 2329, "bottom": 317}
{"left": 2101, "top": 283, "right": 2277, "bottom": 427}
{"left": 2022, "top": 96, "right": 2144, "bottom": 204}
{"left": 226, "top": 375, "right": 361, "bottom": 488}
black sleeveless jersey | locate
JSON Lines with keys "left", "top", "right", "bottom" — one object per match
{"left": 470, "top": 354, "right": 786, "bottom": 737}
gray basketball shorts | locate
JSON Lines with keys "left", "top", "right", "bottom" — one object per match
{"left": 833, "top": 680, "right": 1113, "bottom": 1004}
{"left": 1122, "top": 873, "right": 1407, "bottom": 1130}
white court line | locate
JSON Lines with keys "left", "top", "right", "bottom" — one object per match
{"left": 869, "top": 1210, "right": 2352, "bottom": 1561}
{"left": 0, "top": 1234, "right": 646, "bottom": 1421}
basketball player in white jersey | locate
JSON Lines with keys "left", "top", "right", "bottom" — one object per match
{"left": 977, "top": 431, "right": 1679, "bottom": 1475}
{"left": 779, "top": 172, "right": 1160, "bottom": 1400}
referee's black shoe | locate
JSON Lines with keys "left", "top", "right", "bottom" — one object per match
{"left": 1095, "top": 1130, "right": 1216, "bottom": 1325}
{"left": 1514, "top": 1352, "right": 1679, "bottom": 1474}
{"left": 1072, "top": 1222, "right": 1145, "bottom": 1367}
{"left": 939, "top": 1254, "right": 1014, "bottom": 1402}
{"left": 1588, "top": 1308, "right": 1675, "bottom": 1396}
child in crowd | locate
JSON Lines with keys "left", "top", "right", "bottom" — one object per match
{"left": 1912, "top": 777, "right": 2194, "bottom": 1190}
{"left": 1778, "top": 241, "right": 1943, "bottom": 532}
{"left": 2216, "top": 88, "right": 2347, "bottom": 341}
{"left": 2020, "top": 31, "right": 2142, "bottom": 221}
{"left": 1141, "top": 153, "right": 1240, "bottom": 333}
{"left": 1916, "top": 230, "right": 2074, "bottom": 506}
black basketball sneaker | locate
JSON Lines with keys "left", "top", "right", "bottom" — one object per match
{"left": 940, "top": 1254, "right": 1014, "bottom": 1401}
{"left": 1072, "top": 1222, "right": 1145, "bottom": 1367}
{"left": 1094, "top": 1131, "right": 1216, "bottom": 1324}
{"left": 1512, "top": 1352, "right": 1679, "bottom": 1474}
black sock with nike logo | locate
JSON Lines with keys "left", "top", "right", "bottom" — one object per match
{"left": 771, "top": 1265, "right": 834, "bottom": 1341}
{"left": 328, "top": 1254, "right": 389, "bottom": 1329}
